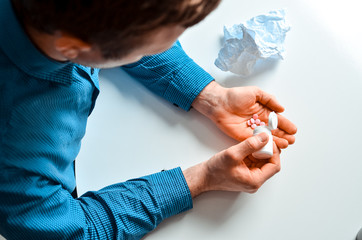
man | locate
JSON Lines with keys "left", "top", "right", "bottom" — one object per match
{"left": 0, "top": 0, "right": 297, "bottom": 239}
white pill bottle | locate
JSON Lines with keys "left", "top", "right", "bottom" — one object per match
{"left": 252, "top": 112, "right": 278, "bottom": 159}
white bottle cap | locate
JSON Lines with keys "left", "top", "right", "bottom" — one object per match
{"left": 268, "top": 112, "right": 278, "bottom": 130}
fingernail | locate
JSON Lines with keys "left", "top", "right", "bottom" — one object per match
{"left": 257, "top": 133, "right": 268, "bottom": 143}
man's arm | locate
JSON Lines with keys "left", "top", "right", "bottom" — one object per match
{"left": 0, "top": 85, "right": 192, "bottom": 240}
{"left": 0, "top": 166, "right": 191, "bottom": 240}
{"left": 0, "top": 74, "right": 283, "bottom": 240}
{"left": 121, "top": 43, "right": 297, "bottom": 148}
{"left": 121, "top": 40, "right": 214, "bottom": 111}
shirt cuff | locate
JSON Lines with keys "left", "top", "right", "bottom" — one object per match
{"left": 164, "top": 62, "right": 214, "bottom": 111}
{"left": 145, "top": 167, "right": 193, "bottom": 219}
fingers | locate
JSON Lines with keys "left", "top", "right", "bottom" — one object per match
{"left": 255, "top": 88, "right": 284, "bottom": 113}
{"left": 257, "top": 159, "right": 281, "bottom": 182}
{"left": 253, "top": 88, "right": 297, "bottom": 135}
{"left": 276, "top": 114, "right": 297, "bottom": 135}
{"left": 235, "top": 132, "right": 269, "bottom": 159}
{"left": 207, "top": 136, "right": 281, "bottom": 194}
{"left": 273, "top": 129, "right": 296, "bottom": 145}
{"left": 273, "top": 136, "right": 289, "bottom": 149}
{"left": 254, "top": 88, "right": 297, "bottom": 145}
{"left": 272, "top": 114, "right": 297, "bottom": 148}
{"left": 252, "top": 143, "right": 281, "bottom": 185}
{"left": 269, "top": 142, "right": 281, "bottom": 165}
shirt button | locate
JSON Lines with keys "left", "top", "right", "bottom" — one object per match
{"left": 90, "top": 68, "right": 94, "bottom": 75}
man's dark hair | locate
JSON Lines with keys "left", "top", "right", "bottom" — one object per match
{"left": 11, "top": 0, "right": 221, "bottom": 59}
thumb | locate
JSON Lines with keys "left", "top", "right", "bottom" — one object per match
{"left": 239, "top": 132, "right": 269, "bottom": 158}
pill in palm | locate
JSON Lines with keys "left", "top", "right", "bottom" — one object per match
{"left": 247, "top": 120, "right": 251, "bottom": 126}
{"left": 251, "top": 124, "right": 257, "bottom": 129}
{"left": 255, "top": 119, "right": 261, "bottom": 125}
{"left": 260, "top": 121, "right": 266, "bottom": 126}
{"left": 253, "top": 114, "right": 258, "bottom": 119}
{"left": 250, "top": 118, "right": 255, "bottom": 124}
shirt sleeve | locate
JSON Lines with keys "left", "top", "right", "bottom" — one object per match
{"left": 0, "top": 166, "right": 191, "bottom": 240}
{"left": 121, "top": 40, "right": 214, "bottom": 111}
{"left": 0, "top": 80, "right": 193, "bottom": 240}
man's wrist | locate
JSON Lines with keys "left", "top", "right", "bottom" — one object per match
{"left": 191, "top": 80, "right": 224, "bottom": 120}
{"left": 183, "top": 162, "right": 210, "bottom": 198}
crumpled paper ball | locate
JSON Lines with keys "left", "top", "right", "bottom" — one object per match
{"left": 214, "top": 9, "right": 291, "bottom": 77}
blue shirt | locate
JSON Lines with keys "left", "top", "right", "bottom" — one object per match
{"left": 0, "top": 0, "right": 214, "bottom": 239}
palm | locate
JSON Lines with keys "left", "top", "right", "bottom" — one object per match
{"left": 211, "top": 86, "right": 296, "bottom": 148}
{"left": 212, "top": 87, "right": 268, "bottom": 139}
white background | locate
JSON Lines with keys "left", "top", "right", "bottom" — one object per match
{"left": 74, "top": 0, "right": 362, "bottom": 239}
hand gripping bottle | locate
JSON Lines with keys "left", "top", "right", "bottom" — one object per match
{"left": 252, "top": 112, "right": 278, "bottom": 159}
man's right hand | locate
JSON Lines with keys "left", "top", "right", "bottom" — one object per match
{"left": 183, "top": 132, "right": 281, "bottom": 198}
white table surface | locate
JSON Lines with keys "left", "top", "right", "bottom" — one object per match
{"left": 76, "top": 0, "right": 362, "bottom": 239}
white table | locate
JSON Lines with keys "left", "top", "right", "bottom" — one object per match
{"left": 76, "top": 0, "right": 362, "bottom": 239}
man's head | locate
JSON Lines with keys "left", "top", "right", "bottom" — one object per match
{"left": 12, "top": 0, "right": 221, "bottom": 68}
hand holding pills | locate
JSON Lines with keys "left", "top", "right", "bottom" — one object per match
{"left": 192, "top": 81, "right": 297, "bottom": 149}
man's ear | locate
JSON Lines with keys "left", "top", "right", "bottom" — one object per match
{"left": 54, "top": 32, "right": 91, "bottom": 60}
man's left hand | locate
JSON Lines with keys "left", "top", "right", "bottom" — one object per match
{"left": 192, "top": 81, "right": 297, "bottom": 149}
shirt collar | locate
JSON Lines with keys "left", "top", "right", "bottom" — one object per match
{"left": 0, "top": 0, "right": 73, "bottom": 85}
